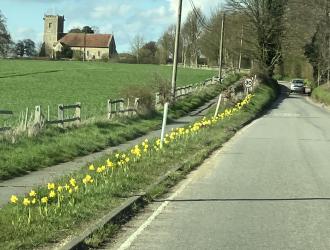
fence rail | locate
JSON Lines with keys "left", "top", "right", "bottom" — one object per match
{"left": 107, "top": 98, "right": 139, "bottom": 119}
{"left": 155, "top": 76, "right": 219, "bottom": 106}
{"left": 45, "top": 102, "right": 81, "bottom": 127}
{"left": 1, "top": 75, "right": 225, "bottom": 133}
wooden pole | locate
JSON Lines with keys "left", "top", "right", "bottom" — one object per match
{"left": 238, "top": 25, "right": 244, "bottom": 73}
{"left": 218, "top": 12, "right": 225, "bottom": 81}
{"left": 171, "top": 0, "right": 183, "bottom": 102}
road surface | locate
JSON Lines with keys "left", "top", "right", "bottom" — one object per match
{"left": 105, "top": 83, "right": 330, "bottom": 250}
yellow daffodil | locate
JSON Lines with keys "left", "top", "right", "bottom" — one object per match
{"left": 41, "top": 196, "right": 48, "bottom": 204}
{"left": 23, "top": 198, "right": 30, "bottom": 206}
{"left": 10, "top": 195, "right": 18, "bottom": 204}
{"left": 57, "top": 186, "right": 63, "bottom": 192}
{"left": 29, "top": 190, "right": 36, "bottom": 197}
{"left": 115, "top": 153, "right": 120, "bottom": 158}
{"left": 49, "top": 190, "right": 56, "bottom": 198}
{"left": 47, "top": 183, "right": 55, "bottom": 190}
{"left": 106, "top": 159, "right": 114, "bottom": 168}
{"left": 89, "top": 164, "right": 95, "bottom": 171}
{"left": 69, "top": 178, "right": 76, "bottom": 187}
{"left": 31, "top": 198, "right": 36, "bottom": 204}
{"left": 64, "top": 184, "right": 70, "bottom": 191}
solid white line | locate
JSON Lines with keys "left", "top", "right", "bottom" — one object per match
{"left": 117, "top": 176, "right": 194, "bottom": 250}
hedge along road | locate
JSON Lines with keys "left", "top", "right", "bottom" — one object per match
{"left": 106, "top": 82, "right": 330, "bottom": 250}
{"left": 0, "top": 94, "right": 221, "bottom": 208}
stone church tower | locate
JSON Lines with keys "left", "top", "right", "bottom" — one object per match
{"left": 43, "top": 15, "right": 65, "bottom": 56}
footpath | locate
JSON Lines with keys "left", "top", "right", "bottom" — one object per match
{"left": 0, "top": 96, "right": 219, "bottom": 208}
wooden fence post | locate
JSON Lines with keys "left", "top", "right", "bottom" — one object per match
{"left": 24, "top": 107, "right": 29, "bottom": 130}
{"left": 107, "top": 99, "right": 112, "bottom": 119}
{"left": 75, "top": 102, "right": 81, "bottom": 124}
{"left": 58, "top": 104, "right": 64, "bottom": 128}
{"left": 34, "top": 106, "right": 41, "bottom": 125}
{"left": 134, "top": 98, "right": 139, "bottom": 115}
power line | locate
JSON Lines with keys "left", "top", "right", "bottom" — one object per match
{"left": 188, "top": 0, "right": 214, "bottom": 32}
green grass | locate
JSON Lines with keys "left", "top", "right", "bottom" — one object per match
{"left": 0, "top": 60, "right": 215, "bottom": 123}
{"left": 0, "top": 81, "right": 277, "bottom": 250}
{"left": 312, "top": 84, "right": 330, "bottom": 105}
{"left": 0, "top": 73, "right": 241, "bottom": 181}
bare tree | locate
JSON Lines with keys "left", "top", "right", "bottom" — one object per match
{"left": 181, "top": 8, "right": 204, "bottom": 68}
{"left": 130, "top": 34, "right": 145, "bottom": 64}
{"left": 226, "top": 0, "right": 287, "bottom": 78}
{"left": 158, "top": 25, "right": 176, "bottom": 64}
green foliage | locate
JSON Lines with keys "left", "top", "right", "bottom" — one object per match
{"left": 0, "top": 10, "right": 11, "bottom": 57}
{"left": 60, "top": 44, "right": 73, "bottom": 59}
{"left": 312, "top": 84, "right": 330, "bottom": 105}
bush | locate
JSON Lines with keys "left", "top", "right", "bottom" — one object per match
{"left": 120, "top": 85, "right": 155, "bottom": 115}
{"left": 60, "top": 45, "right": 73, "bottom": 59}
{"left": 152, "top": 74, "right": 171, "bottom": 104}
{"left": 101, "top": 54, "right": 109, "bottom": 62}
{"left": 72, "top": 50, "right": 83, "bottom": 61}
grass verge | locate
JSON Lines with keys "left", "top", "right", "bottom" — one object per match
{"left": 311, "top": 84, "right": 330, "bottom": 106}
{"left": 0, "top": 74, "right": 240, "bottom": 180}
{"left": 0, "top": 80, "right": 277, "bottom": 250}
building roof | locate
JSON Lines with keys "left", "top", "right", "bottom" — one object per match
{"left": 59, "top": 33, "right": 113, "bottom": 48}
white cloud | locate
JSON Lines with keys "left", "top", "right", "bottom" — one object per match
{"left": 91, "top": 3, "right": 133, "bottom": 19}
{"left": 168, "top": 0, "right": 224, "bottom": 19}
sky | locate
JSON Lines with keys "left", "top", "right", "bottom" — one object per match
{"left": 0, "top": 0, "right": 223, "bottom": 52}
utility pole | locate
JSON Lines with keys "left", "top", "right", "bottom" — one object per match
{"left": 238, "top": 25, "right": 244, "bottom": 73}
{"left": 327, "top": 1, "right": 330, "bottom": 84}
{"left": 83, "top": 32, "right": 86, "bottom": 62}
{"left": 171, "top": 0, "right": 183, "bottom": 102}
{"left": 218, "top": 12, "right": 225, "bottom": 81}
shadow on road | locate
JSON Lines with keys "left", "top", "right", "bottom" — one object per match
{"left": 154, "top": 197, "right": 330, "bottom": 202}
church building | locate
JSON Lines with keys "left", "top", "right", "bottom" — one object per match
{"left": 43, "top": 15, "right": 117, "bottom": 60}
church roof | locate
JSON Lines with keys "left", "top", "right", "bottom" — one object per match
{"left": 59, "top": 33, "right": 113, "bottom": 48}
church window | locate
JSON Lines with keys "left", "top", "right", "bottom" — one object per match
{"left": 98, "top": 51, "right": 101, "bottom": 57}
{"left": 49, "top": 23, "right": 52, "bottom": 29}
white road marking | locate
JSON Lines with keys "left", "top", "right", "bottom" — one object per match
{"left": 117, "top": 174, "right": 194, "bottom": 250}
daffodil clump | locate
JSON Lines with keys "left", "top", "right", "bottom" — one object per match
{"left": 8, "top": 94, "right": 253, "bottom": 225}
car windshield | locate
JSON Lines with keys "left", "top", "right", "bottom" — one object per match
{"left": 293, "top": 80, "right": 304, "bottom": 84}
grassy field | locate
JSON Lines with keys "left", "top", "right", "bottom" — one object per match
{"left": 0, "top": 82, "right": 277, "bottom": 250}
{"left": 0, "top": 60, "right": 216, "bottom": 123}
{"left": 312, "top": 84, "right": 330, "bottom": 106}
{"left": 0, "top": 78, "right": 240, "bottom": 180}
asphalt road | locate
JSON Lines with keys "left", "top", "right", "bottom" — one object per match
{"left": 106, "top": 83, "right": 330, "bottom": 250}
